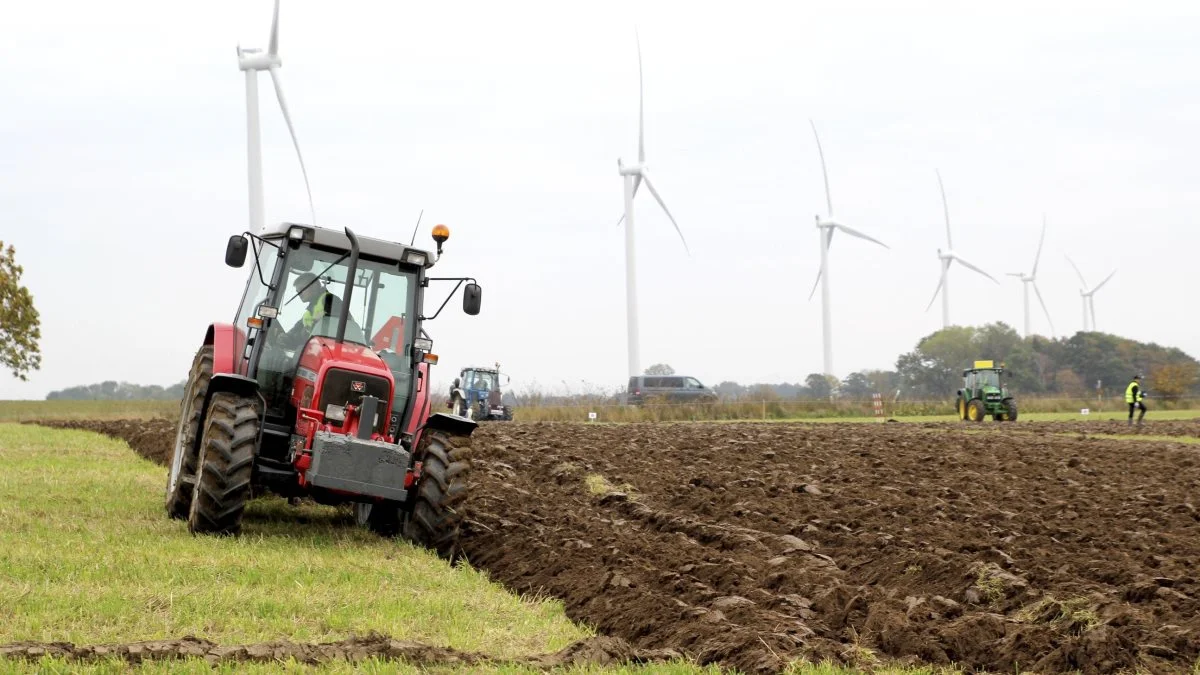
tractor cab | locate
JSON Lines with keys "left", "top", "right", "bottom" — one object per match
{"left": 449, "top": 363, "right": 513, "bottom": 421}
{"left": 957, "top": 360, "right": 1018, "bottom": 422}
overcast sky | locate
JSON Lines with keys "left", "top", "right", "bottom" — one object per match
{"left": 2, "top": 0, "right": 1198, "bottom": 400}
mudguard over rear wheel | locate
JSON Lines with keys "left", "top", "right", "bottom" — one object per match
{"left": 403, "top": 429, "right": 472, "bottom": 561}
{"left": 188, "top": 392, "right": 261, "bottom": 536}
{"left": 166, "top": 345, "right": 213, "bottom": 520}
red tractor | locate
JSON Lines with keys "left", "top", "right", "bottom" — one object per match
{"left": 165, "top": 220, "right": 481, "bottom": 559}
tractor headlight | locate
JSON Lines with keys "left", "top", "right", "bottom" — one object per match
{"left": 403, "top": 250, "right": 428, "bottom": 267}
{"left": 325, "top": 404, "right": 345, "bottom": 422}
{"left": 414, "top": 337, "right": 433, "bottom": 352}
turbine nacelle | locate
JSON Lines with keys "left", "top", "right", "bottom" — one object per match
{"left": 237, "top": 46, "right": 280, "bottom": 71}
{"left": 617, "top": 159, "right": 645, "bottom": 177}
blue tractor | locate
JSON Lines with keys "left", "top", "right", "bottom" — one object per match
{"left": 448, "top": 363, "right": 513, "bottom": 421}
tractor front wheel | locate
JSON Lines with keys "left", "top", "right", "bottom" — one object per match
{"left": 1005, "top": 400, "right": 1019, "bottom": 422}
{"left": 166, "top": 345, "right": 213, "bottom": 520}
{"left": 966, "top": 399, "right": 986, "bottom": 423}
{"left": 956, "top": 397, "right": 967, "bottom": 421}
{"left": 187, "top": 392, "right": 261, "bottom": 536}
{"left": 403, "top": 429, "right": 472, "bottom": 561}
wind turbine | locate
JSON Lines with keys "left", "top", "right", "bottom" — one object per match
{"left": 1066, "top": 256, "right": 1116, "bottom": 332}
{"left": 806, "top": 120, "right": 889, "bottom": 377}
{"left": 925, "top": 170, "right": 999, "bottom": 328}
{"left": 615, "top": 30, "right": 688, "bottom": 378}
{"left": 237, "top": 0, "right": 315, "bottom": 233}
{"left": 1005, "top": 216, "right": 1055, "bottom": 338}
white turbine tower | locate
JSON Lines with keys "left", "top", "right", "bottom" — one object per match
{"left": 925, "top": 170, "right": 999, "bottom": 328}
{"left": 1005, "top": 216, "right": 1055, "bottom": 338}
{"left": 615, "top": 30, "right": 688, "bottom": 378}
{"left": 1066, "top": 256, "right": 1116, "bottom": 332}
{"left": 806, "top": 120, "right": 888, "bottom": 377}
{"left": 237, "top": 0, "right": 315, "bottom": 233}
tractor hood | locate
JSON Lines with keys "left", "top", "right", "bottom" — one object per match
{"left": 302, "top": 337, "right": 391, "bottom": 374}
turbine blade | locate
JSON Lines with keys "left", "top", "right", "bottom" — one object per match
{"left": 951, "top": 254, "right": 999, "bottom": 284}
{"left": 615, "top": 175, "right": 644, "bottom": 227}
{"left": 1032, "top": 281, "right": 1055, "bottom": 336}
{"left": 1091, "top": 269, "right": 1116, "bottom": 293}
{"left": 1065, "top": 254, "right": 1088, "bottom": 287}
{"left": 635, "top": 29, "right": 645, "bottom": 164}
{"left": 641, "top": 173, "right": 689, "bottom": 255}
{"left": 1032, "top": 215, "right": 1046, "bottom": 277}
{"left": 807, "top": 229, "right": 830, "bottom": 301}
{"left": 268, "top": 66, "right": 316, "bottom": 225}
{"left": 834, "top": 223, "right": 888, "bottom": 249}
{"left": 936, "top": 169, "right": 952, "bottom": 249}
{"left": 925, "top": 270, "right": 946, "bottom": 312}
{"left": 268, "top": 0, "right": 280, "bottom": 56}
{"left": 1005, "top": 272, "right": 1024, "bottom": 278}
{"left": 809, "top": 120, "right": 833, "bottom": 216}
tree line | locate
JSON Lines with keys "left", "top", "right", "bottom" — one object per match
{"left": 46, "top": 381, "right": 186, "bottom": 401}
{"left": 713, "top": 323, "right": 1200, "bottom": 402}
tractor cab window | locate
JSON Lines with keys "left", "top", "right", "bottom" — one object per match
{"left": 965, "top": 372, "right": 976, "bottom": 390}
{"left": 233, "top": 239, "right": 282, "bottom": 373}
{"left": 256, "top": 244, "right": 418, "bottom": 418}
{"left": 977, "top": 370, "right": 1000, "bottom": 388}
{"left": 471, "top": 371, "right": 497, "bottom": 391}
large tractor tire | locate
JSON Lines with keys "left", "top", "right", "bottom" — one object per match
{"left": 956, "top": 397, "right": 967, "bottom": 421}
{"left": 403, "top": 429, "right": 472, "bottom": 561}
{"left": 1005, "top": 399, "right": 1019, "bottom": 422}
{"left": 166, "top": 345, "right": 213, "bottom": 520}
{"left": 966, "top": 398, "right": 986, "bottom": 423}
{"left": 187, "top": 392, "right": 261, "bottom": 536}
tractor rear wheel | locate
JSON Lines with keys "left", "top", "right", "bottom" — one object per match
{"left": 403, "top": 429, "right": 472, "bottom": 561}
{"left": 1005, "top": 400, "right": 1019, "bottom": 422}
{"left": 187, "top": 393, "right": 261, "bottom": 536}
{"left": 966, "top": 399, "right": 986, "bottom": 423}
{"left": 166, "top": 345, "right": 213, "bottom": 520}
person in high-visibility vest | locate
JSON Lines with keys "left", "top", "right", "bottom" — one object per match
{"left": 1125, "top": 374, "right": 1147, "bottom": 426}
{"left": 279, "top": 272, "right": 342, "bottom": 348}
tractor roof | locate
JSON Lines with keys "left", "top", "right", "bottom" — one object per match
{"left": 263, "top": 222, "right": 435, "bottom": 268}
{"left": 462, "top": 366, "right": 499, "bottom": 374}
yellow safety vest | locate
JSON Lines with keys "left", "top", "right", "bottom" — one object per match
{"left": 1125, "top": 380, "right": 1142, "bottom": 403}
{"left": 301, "top": 292, "right": 332, "bottom": 330}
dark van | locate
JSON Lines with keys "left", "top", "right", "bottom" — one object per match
{"left": 627, "top": 375, "right": 718, "bottom": 406}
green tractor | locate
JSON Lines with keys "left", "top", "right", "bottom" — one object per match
{"left": 956, "top": 360, "right": 1018, "bottom": 422}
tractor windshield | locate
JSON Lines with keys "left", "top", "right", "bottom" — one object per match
{"left": 257, "top": 244, "right": 418, "bottom": 418}
{"left": 977, "top": 370, "right": 1001, "bottom": 388}
{"left": 470, "top": 371, "right": 498, "bottom": 391}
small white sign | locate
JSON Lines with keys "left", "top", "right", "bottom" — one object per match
{"left": 588, "top": 412, "right": 598, "bottom": 421}
{"left": 1080, "top": 408, "right": 1090, "bottom": 415}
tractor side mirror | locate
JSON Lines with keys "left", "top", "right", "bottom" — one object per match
{"left": 463, "top": 283, "right": 482, "bottom": 315}
{"left": 226, "top": 235, "right": 248, "bottom": 268}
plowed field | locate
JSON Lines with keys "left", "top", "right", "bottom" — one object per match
{"left": 26, "top": 418, "right": 1200, "bottom": 674}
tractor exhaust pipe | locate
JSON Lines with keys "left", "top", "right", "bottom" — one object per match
{"left": 337, "top": 227, "right": 360, "bottom": 345}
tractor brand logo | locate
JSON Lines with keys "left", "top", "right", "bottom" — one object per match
{"left": 351, "top": 380, "right": 366, "bottom": 392}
